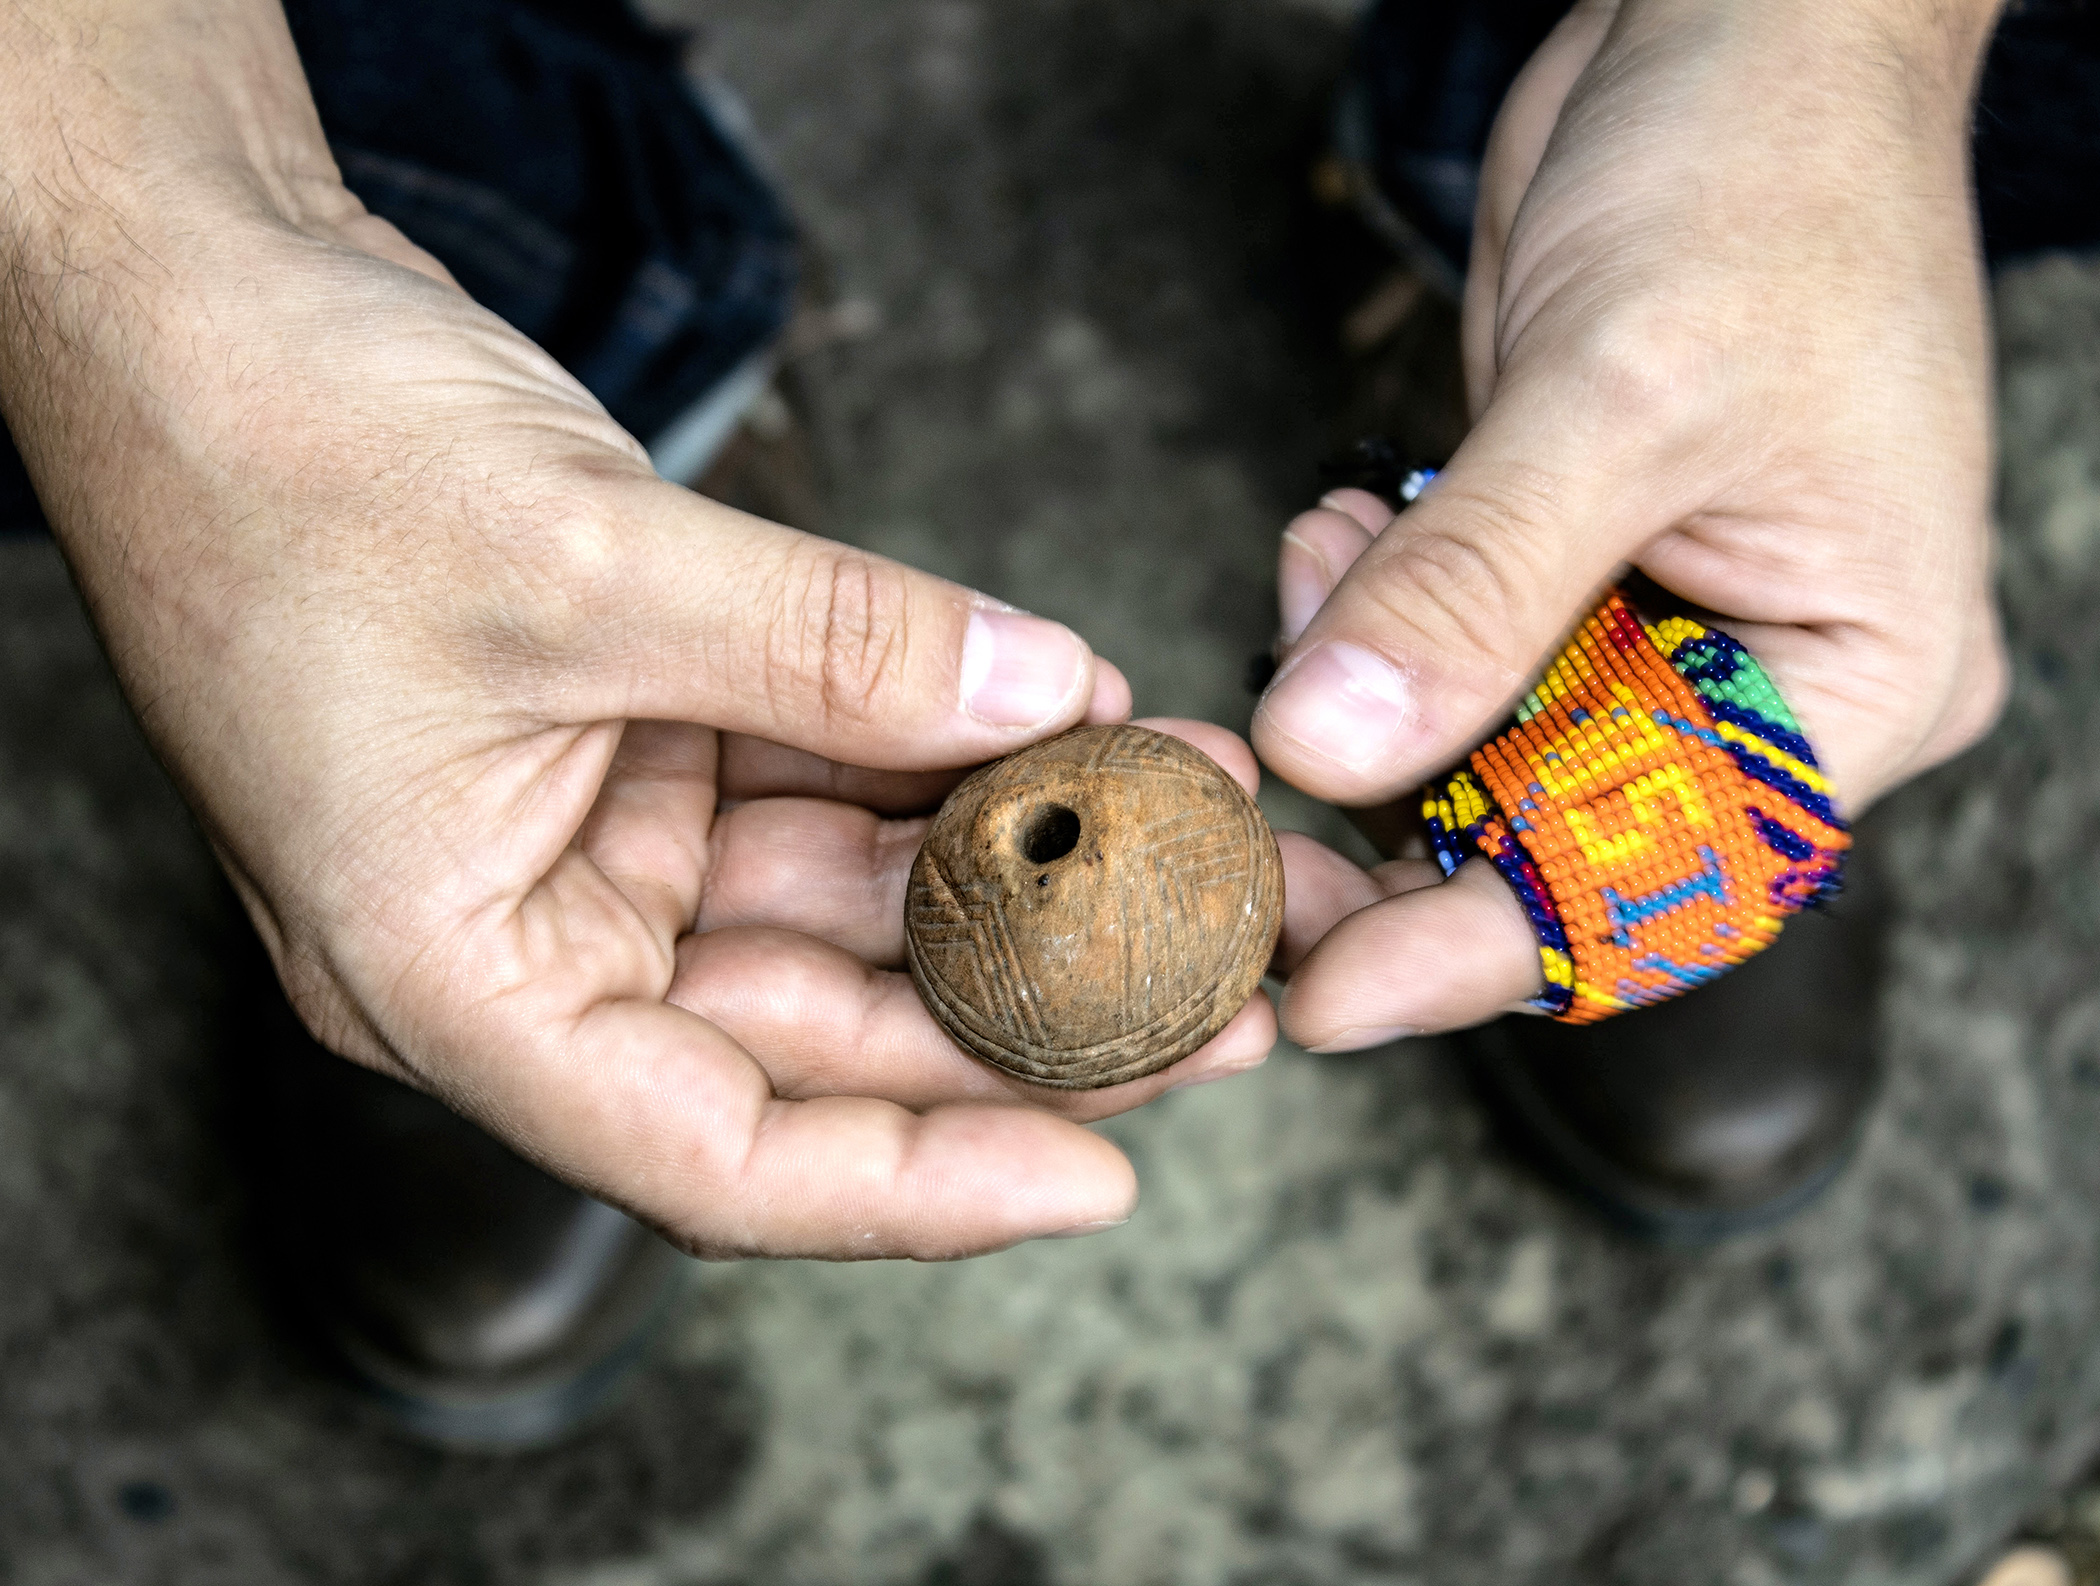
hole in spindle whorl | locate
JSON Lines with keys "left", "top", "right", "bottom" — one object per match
{"left": 1020, "top": 803, "right": 1082, "bottom": 865}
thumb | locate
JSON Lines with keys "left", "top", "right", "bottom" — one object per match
{"left": 1251, "top": 401, "right": 1652, "bottom": 803}
{"left": 503, "top": 471, "right": 1124, "bottom": 769}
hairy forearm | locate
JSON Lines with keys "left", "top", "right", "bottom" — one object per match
{"left": 0, "top": 0, "right": 338, "bottom": 237}
{"left": 0, "top": 0, "right": 362, "bottom": 566}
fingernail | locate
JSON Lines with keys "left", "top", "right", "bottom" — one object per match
{"left": 961, "top": 605, "right": 1086, "bottom": 727}
{"left": 1044, "top": 1217, "right": 1130, "bottom": 1240}
{"left": 1277, "top": 532, "right": 1332, "bottom": 644}
{"left": 1257, "top": 640, "right": 1414, "bottom": 775}
{"left": 1307, "top": 1024, "right": 1418, "bottom": 1054}
{"left": 1169, "top": 1045, "right": 1272, "bottom": 1091}
{"left": 1318, "top": 489, "right": 1396, "bottom": 528}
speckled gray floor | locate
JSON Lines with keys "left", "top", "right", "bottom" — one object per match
{"left": 3, "top": 3, "right": 2099, "bottom": 1583}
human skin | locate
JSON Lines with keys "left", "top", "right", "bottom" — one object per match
{"left": 1260, "top": 0, "right": 2012, "bottom": 1048}
{"left": 0, "top": 0, "right": 1295, "bottom": 1259}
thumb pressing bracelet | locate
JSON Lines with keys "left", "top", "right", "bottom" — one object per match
{"left": 1422, "top": 587, "right": 1850, "bottom": 1025}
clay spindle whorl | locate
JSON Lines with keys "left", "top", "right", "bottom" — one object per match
{"left": 905, "top": 723, "right": 1285, "bottom": 1090}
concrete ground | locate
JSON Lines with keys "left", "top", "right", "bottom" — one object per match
{"left": 4, "top": 2, "right": 2100, "bottom": 1582}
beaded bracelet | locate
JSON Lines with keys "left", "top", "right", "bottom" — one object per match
{"left": 1421, "top": 587, "right": 1849, "bottom": 1024}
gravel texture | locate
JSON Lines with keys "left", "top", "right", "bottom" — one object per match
{"left": 2, "top": 3, "right": 2098, "bottom": 1583}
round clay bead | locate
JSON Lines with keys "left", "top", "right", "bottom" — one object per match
{"left": 905, "top": 723, "right": 1284, "bottom": 1089}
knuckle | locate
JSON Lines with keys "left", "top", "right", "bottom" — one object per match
{"left": 1564, "top": 301, "right": 1721, "bottom": 437}
{"left": 765, "top": 545, "right": 915, "bottom": 730}
{"left": 463, "top": 489, "right": 626, "bottom": 665}
{"left": 276, "top": 952, "right": 413, "bottom": 1080}
{"left": 1938, "top": 623, "right": 2011, "bottom": 759}
{"left": 1371, "top": 489, "right": 1562, "bottom": 679}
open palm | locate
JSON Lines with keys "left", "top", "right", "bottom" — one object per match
{"left": 13, "top": 189, "right": 1276, "bottom": 1258}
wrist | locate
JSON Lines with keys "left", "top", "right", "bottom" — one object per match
{"left": 0, "top": 0, "right": 346, "bottom": 258}
{"left": 0, "top": 0, "right": 359, "bottom": 533}
{"left": 1613, "top": 0, "right": 2006, "bottom": 111}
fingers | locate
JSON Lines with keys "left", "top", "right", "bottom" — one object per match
{"left": 1252, "top": 399, "right": 1657, "bottom": 805}
{"left": 389, "top": 704, "right": 1281, "bottom": 1262}
{"left": 667, "top": 926, "right": 1274, "bottom": 1120}
{"left": 1274, "top": 832, "right": 1380, "bottom": 974}
{"left": 700, "top": 799, "right": 926, "bottom": 966}
{"left": 1160, "top": 994, "right": 1280, "bottom": 1093}
{"left": 1277, "top": 858, "right": 1544, "bottom": 1050}
{"left": 1914, "top": 595, "right": 2010, "bottom": 777}
{"left": 510, "top": 474, "right": 1116, "bottom": 771}
{"left": 1272, "top": 831, "right": 1440, "bottom": 976}
{"left": 574, "top": 719, "right": 708, "bottom": 947}
{"left": 1132, "top": 716, "right": 1260, "bottom": 797}
{"left": 1087, "top": 659, "right": 1135, "bottom": 724}
{"left": 703, "top": 719, "right": 1261, "bottom": 971}
{"left": 713, "top": 659, "right": 1131, "bottom": 815}
{"left": 416, "top": 815, "right": 1286, "bottom": 1261}
{"left": 1279, "top": 494, "right": 1386, "bottom": 646}
{"left": 414, "top": 848, "right": 1141, "bottom": 1258}
{"left": 717, "top": 734, "right": 964, "bottom": 815}
{"left": 504, "top": 996, "right": 1142, "bottom": 1259}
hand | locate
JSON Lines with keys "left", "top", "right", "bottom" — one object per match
{"left": 0, "top": 0, "right": 1275, "bottom": 1257}
{"left": 1256, "top": 0, "right": 2009, "bottom": 1049}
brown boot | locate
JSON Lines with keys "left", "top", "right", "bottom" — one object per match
{"left": 1463, "top": 839, "right": 1886, "bottom": 1241}
{"left": 260, "top": 1004, "right": 683, "bottom": 1449}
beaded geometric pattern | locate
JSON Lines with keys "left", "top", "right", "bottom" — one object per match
{"left": 1422, "top": 588, "right": 1850, "bottom": 1025}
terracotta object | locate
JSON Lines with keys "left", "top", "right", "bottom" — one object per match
{"left": 905, "top": 724, "right": 1284, "bottom": 1089}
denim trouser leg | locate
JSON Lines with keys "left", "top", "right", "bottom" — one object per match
{"left": 0, "top": 0, "right": 798, "bottom": 534}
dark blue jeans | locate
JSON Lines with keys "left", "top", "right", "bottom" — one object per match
{"left": 0, "top": 0, "right": 797, "bottom": 533}
{"left": 2, "top": 0, "right": 2095, "bottom": 532}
